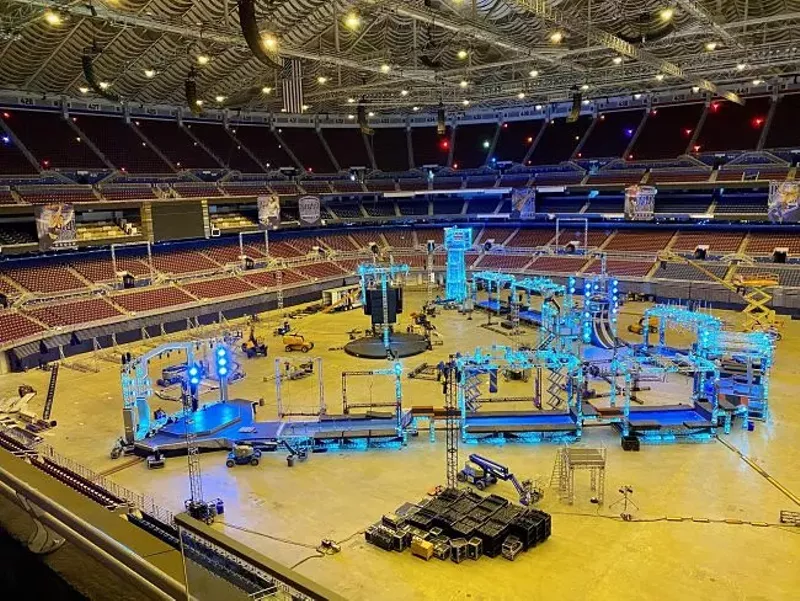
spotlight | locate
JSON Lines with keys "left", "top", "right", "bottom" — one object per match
{"left": 347, "top": 97, "right": 355, "bottom": 103}
{"left": 736, "top": 62, "right": 746, "bottom": 71}
{"left": 144, "top": 68, "right": 156, "bottom": 78}
{"left": 550, "top": 31, "right": 563, "bottom": 44}
{"left": 98, "top": 81, "right": 110, "bottom": 90}
{"left": 261, "top": 86, "right": 272, "bottom": 94}
{"left": 412, "top": 106, "right": 420, "bottom": 111}
{"left": 705, "top": 41, "right": 718, "bottom": 51}
{"left": 302, "top": 104, "right": 310, "bottom": 111}
{"left": 534, "top": 104, "right": 542, "bottom": 110}
{"left": 655, "top": 73, "right": 665, "bottom": 81}
{"left": 347, "top": 114, "right": 355, "bottom": 119}
{"left": 215, "top": 95, "right": 226, "bottom": 102}
{"left": 482, "top": 140, "right": 490, "bottom": 148}
{"left": 344, "top": 12, "right": 361, "bottom": 30}
{"left": 79, "top": 86, "right": 89, "bottom": 94}
{"left": 457, "top": 49, "right": 468, "bottom": 59}
{"left": 459, "top": 80, "right": 469, "bottom": 88}
{"left": 44, "top": 10, "right": 62, "bottom": 26}
{"left": 261, "top": 34, "right": 278, "bottom": 50}
{"left": 692, "top": 85, "right": 700, "bottom": 93}
{"left": 400, "top": 89, "right": 409, "bottom": 96}
{"left": 368, "top": 111, "right": 375, "bottom": 117}
{"left": 195, "top": 99, "right": 204, "bottom": 106}
{"left": 660, "top": 7, "right": 674, "bottom": 21}
{"left": 752, "top": 78, "right": 763, "bottom": 85}
{"left": 612, "top": 56, "right": 623, "bottom": 65}
{"left": 197, "top": 55, "right": 210, "bottom": 65}
{"left": 517, "top": 92, "right": 525, "bottom": 99}
{"left": 581, "top": 83, "right": 589, "bottom": 90}
{"left": 317, "top": 76, "right": 328, "bottom": 84}
{"left": 529, "top": 69, "right": 539, "bottom": 78}
{"left": 380, "top": 64, "right": 391, "bottom": 73}
{"left": 633, "top": 93, "right": 642, "bottom": 99}
{"left": 462, "top": 99, "right": 470, "bottom": 106}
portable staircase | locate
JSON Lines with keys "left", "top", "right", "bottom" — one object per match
{"left": 546, "top": 369, "right": 566, "bottom": 409}
{"left": 42, "top": 364, "right": 59, "bottom": 422}
{"left": 549, "top": 447, "right": 569, "bottom": 501}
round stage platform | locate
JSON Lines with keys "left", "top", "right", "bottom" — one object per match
{"left": 344, "top": 333, "right": 429, "bottom": 359}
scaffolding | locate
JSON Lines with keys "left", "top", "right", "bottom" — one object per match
{"left": 444, "top": 226, "right": 473, "bottom": 303}
{"left": 341, "top": 362, "right": 404, "bottom": 437}
{"left": 274, "top": 356, "right": 325, "bottom": 418}
{"left": 550, "top": 447, "right": 607, "bottom": 505}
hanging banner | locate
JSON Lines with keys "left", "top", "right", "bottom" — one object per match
{"left": 35, "top": 203, "right": 77, "bottom": 251}
{"left": 298, "top": 195, "right": 321, "bottom": 227}
{"left": 257, "top": 194, "right": 281, "bottom": 229}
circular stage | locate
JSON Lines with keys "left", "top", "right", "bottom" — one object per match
{"left": 344, "top": 333, "right": 429, "bottom": 359}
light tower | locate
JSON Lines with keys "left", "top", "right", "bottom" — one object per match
{"left": 444, "top": 226, "right": 473, "bottom": 303}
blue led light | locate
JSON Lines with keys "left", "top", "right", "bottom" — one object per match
{"left": 188, "top": 366, "right": 198, "bottom": 377}
{"left": 218, "top": 358, "right": 227, "bottom": 367}
{"left": 190, "top": 377, "right": 199, "bottom": 385}
{"left": 218, "top": 367, "right": 228, "bottom": 376}
{"left": 217, "top": 347, "right": 226, "bottom": 357}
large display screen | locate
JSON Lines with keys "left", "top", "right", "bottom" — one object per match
{"left": 150, "top": 201, "right": 206, "bottom": 242}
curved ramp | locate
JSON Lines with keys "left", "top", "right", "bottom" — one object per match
{"left": 591, "top": 310, "right": 617, "bottom": 349}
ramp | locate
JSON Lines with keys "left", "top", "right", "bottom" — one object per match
{"left": 591, "top": 310, "right": 617, "bottom": 349}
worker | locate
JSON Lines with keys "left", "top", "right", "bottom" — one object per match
{"left": 436, "top": 360, "right": 446, "bottom": 381}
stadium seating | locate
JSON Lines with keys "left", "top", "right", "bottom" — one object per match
{"left": 475, "top": 227, "right": 514, "bottom": 246}
{"left": 294, "top": 261, "right": 347, "bottom": 280}
{"left": 364, "top": 178, "right": 397, "bottom": 193}
{"left": 25, "top": 298, "right": 122, "bottom": 327}
{"left": 182, "top": 276, "right": 256, "bottom": 299}
{"left": 112, "top": 287, "right": 195, "bottom": 313}
{"left": 714, "top": 192, "right": 768, "bottom": 215}
{"left": 654, "top": 193, "right": 712, "bottom": 214}
{"left": 498, "top": 173, "right": 532, "bottom": 188}
{"left": 267, "top": 240, "right": 306, "bottom": 258}
{"left": 276, "top": 128, "right": 335, "bottom": 173}
{"left": 70, "top": 255, "right": 150, "bottom": 283}
{"left": 317, "top": 233, "right": 359, "bottom": 252}
{"left": 476, "top": 254, "right": 532, "bottom": 271}
{"left": 328, "top": 202, "right": 364, "bottom": 219}
{"left": 464, "top": 175, "right": 497, "bottom": 189}
{"left": 329, "top": 179, "right": 365, "bottom": 193}
{"left": 671, "top": 231, "right": 745, "bottom": 254}
{"left": 2, "top": 264, "right": 88, "bottom": 294}
{"left": 76, "top": 221, "right": 133, "bottom": 242}
{"left": 583, "top": 259, "right": 653, "bottom": 278}
{"left": 210, "top": 211, "right": 258, "bottom": 231}
{"left": 133, "top": 120, "right": 218, "bottom": 169}
{"left": 0, "top": 311, "right": 46, "bottom": 344}
{"left": 229, "top": 126, "right": 294, "bottom": 170}
{"left": 350, "top": 231, "right": 385, "bottom": 250}
{"left": 397, "top": 199, "right": 430, "bottom": 215}
{"left": 506, "top": 229, "right": 554, "bottom": 247}
{"left": 494, "top": 120, "right": 541, "bottom": 164}
{"left": 3, "top": 111, "right": 106, "bottom": 169}
{"left": 172, "top": 182, "right": 222, "bottom": 198}
{"left": 733, "top": 265, "right": 800, "bottom": 287}
{"left": 432, "top": 176, "right": 462, "bottom": 190}
{"left": 322, "top": 128, "right": 370, "bottom": 170}
{"left": 716, "top": 165, "right": 789, "bottom": 182}
{"left": 383, "top": 231, "right": 417, "bottom": 248}
{"left": 301, "top": 180, "right": 332, "bottom": 194}
{"left": 465, "top": 197, "right": 500, "bottom": 214}
{"left": 452, "top": 123, "right": 497, "bottom": 169}
{"left": 745, "top": 232, "right": 800, "bottom": 255}
{"left": 648, "top": 168, "right": 711, "bottom": 184}
{"left": 16, "top": 184, "right": 98, "bottom": 204}
{"left": 99, "top": 183, "right": 157, "bottom": 201}
{"left": 525, "top": 257, "right": 589, "bottom": 274}
{"left": 555, "top": 229, "right": 610, "bottom": 249}
{"left": 602, "top": 229, "right": 675, "bottom": 253}
{"left": 397, "top": 178, "right": 428, "bottom": 193}
{"left": 183, "top": 122, "right": 263, "bottom": 172}
{"left": 220, "top": 181, "right": 272, "bottom": 196}
{"left": 584, "top": 195, "right": 624, "bottom": 213}
{"left": 151, "top": 250, "right": 219, "bottom": 275}
{"left": 0, "top": 136, "right": 37, "bottom": 174}
{"left": 586, "top": 170, "right": 645, "bottom": 186}
{"left": 242, "top": 269, "right": 307, "bottom": 289}
{"left": 370, "top": 128, "right": 410, "bottom": 172}
{"left": 362, "top": 199, "right": 397, "bottom": 217}
{"left": 0, "top": 223, "right": 36, "bottom": 245}
{"left": 651, "top": 262, "right": 729, "bottom": 282}
{"left": 534, "top": 194, "right": 587, "bottom": 213}
{"left": 533, "top": 170, "right": 585, "bottom": 186}
{"left": 432, "top": 199, "right": 464, "bottom": 215}
{"left": 269, "top": 180, "right": 301, "bottom": 195}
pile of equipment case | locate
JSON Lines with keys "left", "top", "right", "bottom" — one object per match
{"left": 365, "top": 488, "right": 551, "bottom": 562}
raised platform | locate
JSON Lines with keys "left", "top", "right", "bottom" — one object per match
{"left": 135, "top": 399, "right": 411, "bottom": 455}
{"left": 344, "top": 332, "right": 429, "bottom": 359}
{"left": 464, "top": 410, "right": 579, "bottom": 443}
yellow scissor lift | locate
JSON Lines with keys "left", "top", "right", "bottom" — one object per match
{"left": 656, "top": 251, "right": 782, "bottom": 337}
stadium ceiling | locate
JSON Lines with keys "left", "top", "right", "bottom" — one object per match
{"left": 1, "top": 0, "right": 800, "bottom": 114}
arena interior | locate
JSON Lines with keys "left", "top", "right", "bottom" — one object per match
{"left": 0, "top": 1, "right": 799, "bottom": 600}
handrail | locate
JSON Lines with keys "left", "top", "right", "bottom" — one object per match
{"left": 0, "top": 452, "right": 185, "bottom": 600}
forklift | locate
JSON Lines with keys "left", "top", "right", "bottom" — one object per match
{"left": 457, "top": 454, "right": 543, "bottom": 505}
{"left": 628, "top": 316, "right": 658, "bottom": 336}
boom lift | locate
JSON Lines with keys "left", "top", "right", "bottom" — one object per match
{"left": 457, "top": 454, "right": 542, "bottom": 505}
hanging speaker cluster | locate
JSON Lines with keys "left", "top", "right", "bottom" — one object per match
{"left": 437, "top": 102, "right": 446, "bottom": 135}
{"left": 238, "top": 0, "right": 281, "bottom": 70}
{"left": 81, "top": 52, "right": 119, "bottom": 102}
{"left": 185, "top": 68, "right": 201, "bottom": 115}
{"left": 358, "top": 101, "right": 373, "bottom": 135}
{"left": 566, "top": 89, "right": 581, "bottom": 123}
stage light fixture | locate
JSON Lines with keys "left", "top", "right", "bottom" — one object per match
{"left": 215, "top": 95, "right": 226, "bottom": 102}
{"left": 195, "top": 100, "right": 203, "bottom": 106}
{"left": 660, "top": 7, "right": 674, "bottom": 21}
{"left": 368, "top": 111, "right": 375, "bottom": 117}
{"left": 347, "top": 114, "right": 354, "bottom": 119}
{"left": 550, "top": 31, "right": 563, "bottom": 43}
{"left": 344, "top": 12, "right": 361, "bottom": 30}
{"left": 44, "top": 10, "right": 62, "bottom": 26}
{"left": 412, "top": 106, "right": 420, "bottom": 111}
{"left": 400, "top": 89, "right": 409, "bottom": 96}
{"left": 482, "top": 140, "right": 490, "bottom": 148}
{"left": 261, "top": 86, "right": 272, "bottom": 94}
{"left": 347, "top": 97, "right": 355, "bottom": 103}
{"left": 462, "top": 99, "right": 470, "bottom": 106}
{"left": 534, "top": 104, "right": 542, "bottom": 110}
{"left": 98, "top": 81, "right": 109, "bottom": 89}
{"left": 581, "top": 83, "right": 589, "bottom": 90}
{"left": 655, "top": 73, "right": 665, "bottom": 81}
{"left": 238, "top": 0, "right": 280, "bottom": 69}
{"left": 197, "top": 55, "right": 210, "bottom": 65}
{"left": 457, "top": 49, "right": 468, "bottom": 59}
{"left": 517, "top": 92, "right": 525, "bottom": 99}
{"left": 529, "top": 69, "right": 539, "bottom": 78}
{"left": 380, "top": 64, "right": 391, "bottom": 73}
{"left": 736, "top": 62, "right": 746, "bottom": 71}
{"left": 317, "top": 76, "right": 328, "bottom": 84}
{"left": 705, "top": 41, "right": 717, "bottom": 51}
{"left": 79, "top": 86, "right": 89, "bottom": 94}
{"left": 459, "top": 79, "right": 469, "bottom": 88}
{"left": 752, "top": 78, "right": 763, "bottom": 85}
{"left": 692, "top": 86, "right": 700, "bottom": 93}
{"left": 612, "top": 56, "right": 622, "bottom": 65}
{"left": 633, "top": 93, "right": 642, "bottom": 99}
{"left": 144, "top": 68, "right": 156, "bottom": 78}
{"left": 302, "top": 104, "right": 310, "bottom": 111}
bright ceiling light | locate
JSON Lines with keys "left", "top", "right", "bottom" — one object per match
{"left": 633, "top": 93, "right": 642, "bottom": 99}
{"left": 582, "top": 99, "right": 590, "bottom": 105}
{"left": 261, "top": 86, "right": 272, "bottom": 94}
{"left": 344, "top": 12, "right": 361, "bottom": 30}
{"left": 517, "top": 92, "right": 526, "bottom": 99}
{"left": 529, "top": 69, "right": 539, "bottom": 78}
{"left": 612, "top": 56, "right": 623, "bottom": 65}
{"left": 581, "top": 83, "right": 589, "bottom": 90}
{"left": 380, "top": 64, "right": 391, "bottom": 73}
{"left": 197, "top": 55, "right": 210, "bottom": 65}
{"left": 98, "top": 81, "right": 110, "bottom": 90}
{"left": 549, "top": 31, "right": 563, "bottom": 44}
{"left": 705, "top": 41, "right": 718, "bottom": 51}
{"left": 660, "top": 8, "right": 674, "bottom": 21}
{"left": 43, "top": 10, "right": 62, "bottom": 26}
{"left": 195, "top": 100, "right": 204, "bottom": 106}
{"left": 692, "top": 85, "right": 701, "bottom": 93}
{"left": 144, "top": 68, "right": 156, "bottom": 78}
{"left": 368, "top": 111, "right": 375, "bottom": 117}
{"left": 535, "top": 104, "right": 542, "bottom": 110}
{"left": 752, "top": 78, "right": 763, "bottom": 85}
{"left": 736, "top": 62, "right": 747, "bottom": 71}
{"left": 79, "top": 86, "right": 89, "bottom": 94}
{"left": 462, "top": 99, "right": 470, "bottom": 106}
{"left": 262, "top": 34, "right": 278, "bottom": 51}
{"left": 459, "top": 80, "right": 469, "bottom": 88}
{"left": 457, "top": 49, "right": 468, "bottom": 60}
{"left": 347, "top": 97, "right": 355, "bottom": 103}
{"left": 412, "top": 106, "right": 420, "bottom": 111}
{"left": 317, "top": 76, "right": 328, "bottom": 84}
{"left": 347, "top": 114, "right": 355, "bottom": 119}
{"left": 215, "top": 95, "right": 226, "bottom": 103}
{"left": 400, "top": 89, "right": 409, "bottom": 96}
{"left": 655, "top": 73, "right": 665, "bottom": 81}
{"left": 302, "top": 104, "right": 310, "bottom": 111}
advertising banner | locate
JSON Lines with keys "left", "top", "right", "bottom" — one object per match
{"left": 298, "top": 195, "right": 321, "bottom": 227}
{"left": 35, "top": 203, "right": 77, "bottom": 251}
{"left": 257, "top": 194, "right": 281, "bottom": 229}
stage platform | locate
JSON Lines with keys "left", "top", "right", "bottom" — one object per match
{"left": 134, "top": 399, "right": 411, "bottom": 455}
{"left": 344, "top": 332, "right": 428, "bottom": 359}
{"left": 463, "top": 410, "right": 579, "bottom": 443}
{"left": 615, "top": 403, "right": 716, "bottom": 442}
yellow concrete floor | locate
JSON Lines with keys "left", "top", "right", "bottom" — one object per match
{"left": 2, "top": 289, "right": 799, "bottom": 600}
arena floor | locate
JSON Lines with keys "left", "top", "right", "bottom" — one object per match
{"left": 2, "top": 288, "right": 799, "bottom": 600}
